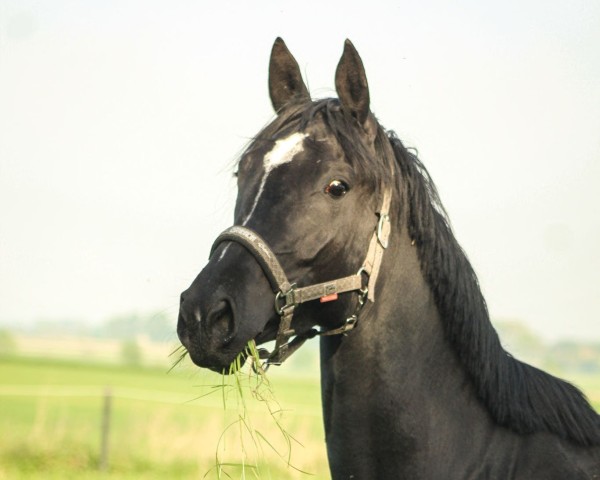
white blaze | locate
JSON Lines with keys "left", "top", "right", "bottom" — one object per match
{"left": 242, "top": 132, "right": 308, "bottom": 225}
{"left": 217, "top": 132, "right": 308, "bottom": 262}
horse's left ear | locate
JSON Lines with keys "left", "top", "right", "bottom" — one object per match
{"left": 335, "top": 39, "right": 370, "bottom": 126}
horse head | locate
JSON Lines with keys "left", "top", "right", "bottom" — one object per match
{"left": 177, "top": 39, "right": 393, "bottom": 372}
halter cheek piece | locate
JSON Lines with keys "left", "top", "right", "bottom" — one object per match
{"left": 209, "top": 189, "right": 392, "bottom": 367}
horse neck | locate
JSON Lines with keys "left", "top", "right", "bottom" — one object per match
{"left": 319, "top": 223, "right": 497, "bottom": 472}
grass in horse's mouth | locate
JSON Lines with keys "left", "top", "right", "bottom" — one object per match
{"left": 169, "top": 341, "right": 310, "bottom": 477}
{"left": 168, "top": 344, "right": 189, "bottom": 373}
{"left": 207, "top": 340, "right": 310, "bottom": 479}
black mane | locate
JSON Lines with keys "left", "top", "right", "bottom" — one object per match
{"left": 387, "top": 131, "right": 600, "bottom": 447}
{"left": 266, "top": 99, "right": 600, "bottom": 447}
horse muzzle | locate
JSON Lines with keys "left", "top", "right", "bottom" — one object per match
{"left": 177, "top": 243, "right": 278, "bottom": 372}
{"left": 177, "top": 295, "right": 237, "bottom": 371}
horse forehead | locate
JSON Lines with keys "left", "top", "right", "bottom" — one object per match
{"left": 239, "top": 131, "right": 312, "bottom": 226}
{"left": 263, "top": 131, "right": 308, "bottom": 172}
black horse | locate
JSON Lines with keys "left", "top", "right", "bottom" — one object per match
{"left": 178, "top": 38, "right": 600, "bottom": 479}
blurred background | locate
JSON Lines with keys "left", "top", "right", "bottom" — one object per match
{"left": 0, "top": 1, "right": 599, "bottom": 478}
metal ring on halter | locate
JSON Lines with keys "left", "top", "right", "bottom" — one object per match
{"left": 274, "top": 283, "right": 297, "bottom": 315}
{"left": 358, "top": 286, "right": 369, "bottom": 307}
{"left": 344, "top": 315, "right": 358, "bottom": 332}
{"left": 357, "top": 266, "right": 370, "bottom": 279}
{"left": 356, "top": 267, "right": 369, "bottom": 302}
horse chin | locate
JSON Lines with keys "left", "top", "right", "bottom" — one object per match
{"left": 185, "top": 346, "right": 238, "bottom": 373}
{"left": 182, "top": 318, "right": 279, "bottom": 374}
{"left": 252, "top": 318, "right": 280, "bottom": 346}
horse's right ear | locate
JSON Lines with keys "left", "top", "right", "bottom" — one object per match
{"left": 335, "top": 39, "right": 370, "bottom": 126}
{"left": 269, "top": 38, "right": 310, "bottom": 113}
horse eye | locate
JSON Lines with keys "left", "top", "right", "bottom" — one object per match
{"left": 325, "top": 179, "right": 349, "bottom": 198}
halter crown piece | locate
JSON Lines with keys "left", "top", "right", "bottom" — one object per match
{"left": 210, "top": 189, "right": 392, "bottom": 367}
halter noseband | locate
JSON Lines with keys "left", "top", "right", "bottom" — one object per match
{"left": 209, "top": 189, "right": 392, "bottom": 367}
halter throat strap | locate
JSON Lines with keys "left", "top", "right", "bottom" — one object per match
{"left": 210, "top": 189, "right": 392, "bottom": 366}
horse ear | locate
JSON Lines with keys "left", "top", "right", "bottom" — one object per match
{"left": 335, "top": 39, "right": 370, "bottom": 125}
{"left": 269, "top": 38, "right": 310, "bottom": 113}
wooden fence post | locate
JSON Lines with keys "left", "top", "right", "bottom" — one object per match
{"left": 99, "top": 387, "right": 112, "bottom": 471}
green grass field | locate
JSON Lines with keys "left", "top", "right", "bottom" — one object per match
{"left": 0, "top": 355, "right": 329, "bottom": 479}
{"left": 0, "top": 355, "right": 598, "bottom": 480}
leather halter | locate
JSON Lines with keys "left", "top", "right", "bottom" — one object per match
{"left": 210, "top": 189, "right": 392, "bottom": 367}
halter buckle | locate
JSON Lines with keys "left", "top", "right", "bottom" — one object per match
{"left": 274, "top": 284, "right": 297, "bottom": 315}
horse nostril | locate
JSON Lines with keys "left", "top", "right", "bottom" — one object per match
{"left": 180, "top": 291, "right": 187, "bottom": 305}
{"left": 207, "top": 300, "right": 236, "bottom": 346}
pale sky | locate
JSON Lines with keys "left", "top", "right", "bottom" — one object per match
{"left": 1, "top": 1, "right": 599, "bottom": 342}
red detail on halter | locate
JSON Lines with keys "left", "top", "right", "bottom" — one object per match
{"left": 320, "top": 293, "right": 338, "bottom": 303}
